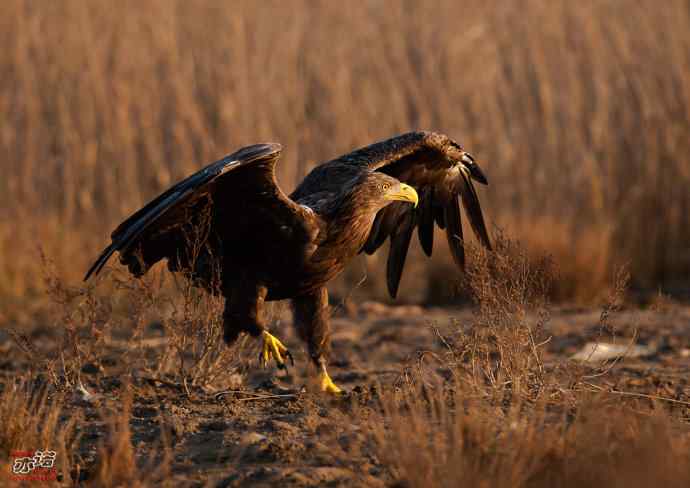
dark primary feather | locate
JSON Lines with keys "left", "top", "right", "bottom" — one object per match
{"left": 84, "top": 143, "right": 307, "bottom": 281}
{"left": 387, "top": 211, "right": 416, "bottom": 298}
{"left": 417, "top": 187, "right": 434, "bottom": 256}
{"left": 457, "top": 169, "right": 491, "bottom": 248}
{"left": 295, "top": 131, "right": 491, "bottom": 297}
{"left": 444, "top": 193, "right": 465, "bottom": 269}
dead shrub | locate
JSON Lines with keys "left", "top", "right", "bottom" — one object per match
{"left": 28, "top": 235, "right": 247, "bottom": 395}
{"left": 424, "top": 230, "right": 556, "bottom": 401}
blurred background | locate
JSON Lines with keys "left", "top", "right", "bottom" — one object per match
{"left": 1, "top": 0, "right": 689, "bottom": 322}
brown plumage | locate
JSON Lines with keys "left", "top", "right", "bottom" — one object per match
{"left": 84, "top": 131, "right": 491, "bottom": 391}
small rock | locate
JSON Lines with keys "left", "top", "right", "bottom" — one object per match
{"left": 310, "top": 467, "right": 353, "bottom": 483}
{"left": 227, "top": 373, "right": 244, "bottom": 389}
{"left": 286, "top": 471, "right": 311, "bottom": 484}
{"left": 240, "top": 432, "right": 267, "bottom": 445}
{"left": 359, "top": 301, "right": 388, "bottom": 316}
{"left": 358, "top": 301, "right": 425, "bottom": 317}
{"left": 270, "top": 420, "right": 299, "bottom": 434}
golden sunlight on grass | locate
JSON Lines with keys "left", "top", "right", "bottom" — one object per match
{"left": 1, "top": 0, "right": 688, "bottom": 312}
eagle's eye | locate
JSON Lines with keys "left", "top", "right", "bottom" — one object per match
{"left": 381, "top": 183, "right": 390, "bottom": 191}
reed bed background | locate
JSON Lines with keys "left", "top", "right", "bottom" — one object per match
{"left": 1, "top": 0, "right": 689, "bottom": 317}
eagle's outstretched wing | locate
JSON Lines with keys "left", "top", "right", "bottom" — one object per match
{"left": 296, "top": 131, "right": 491, "bottom": 298}
{"left": 84, "top": 143, "right": 309, "bottom": 281}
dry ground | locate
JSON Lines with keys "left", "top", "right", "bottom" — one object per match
{"left": 2, "top": 294, "right": 689, "bottom": 487}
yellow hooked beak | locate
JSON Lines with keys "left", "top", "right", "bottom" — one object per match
{"left": 385, "top": 183, "right": 419, "bottom": 208}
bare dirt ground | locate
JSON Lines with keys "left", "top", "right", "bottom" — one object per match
{"left": 1, "top": 300, "right": 690, "bottom": 486}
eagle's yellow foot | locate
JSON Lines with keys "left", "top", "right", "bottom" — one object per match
{"left": 259, "top": 331, "right": 294, "bottom": 371}
{"left": 319, "top": 369, "right": 343, "bottom": 395}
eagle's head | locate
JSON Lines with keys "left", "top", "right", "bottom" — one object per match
{"left": 347, "top": 172, "right": 418, "bottom": 212}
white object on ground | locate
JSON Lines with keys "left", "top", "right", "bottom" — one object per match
{"left": 571, "top": 342, "right": 656, "bottom": 362}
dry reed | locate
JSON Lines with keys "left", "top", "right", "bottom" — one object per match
{"left": 1, "top": 0, "right": 688, "bottom": 314}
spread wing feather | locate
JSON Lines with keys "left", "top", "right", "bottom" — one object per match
{"left": 444, "top": 193, "right": 465, "bottom": 269}
{"left": 304, "top": 131, "right": 491, "bottom": 298}
{"left": 416, "top": 187, "right": 434, "bottom": 256}
{"left": 387, "top": 211, "right": 416, "bottom": 298}
{"left": 457, "top": 169, "right": 491, "bottom": 248}
{"left": 85, "top": 143, "right": 307, "bottom": 281}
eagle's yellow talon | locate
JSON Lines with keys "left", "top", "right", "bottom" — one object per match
{"left": 260, "top": 331, "right": 293, "bottom": 371}
{"left": 319, "top": 370, "right": 343, "bottom": 395}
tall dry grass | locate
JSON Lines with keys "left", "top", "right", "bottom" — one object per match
{"left": 0, "top": 376, "right": 175, "bottom": 487}
{"left": 0, "top": 378, "right": 79, "bottom": 485}
{"left": 378, "top": 388, "right": 690, "bottom": 488}
{"left": 90, "top": 385, "right": 174, "bottom": 488}
{"left": 1, "top": 0, "right": 689, "bottom": 315}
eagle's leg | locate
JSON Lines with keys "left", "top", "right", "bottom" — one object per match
{"left": 291, "top": 287, "right": 342, "bottom": 394}
{"left": 223, "top": 284, "right": 293, "bottom": 371}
